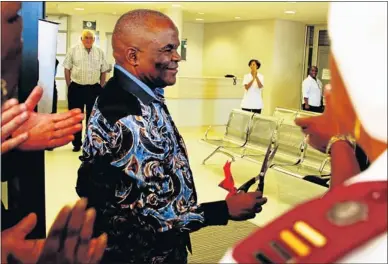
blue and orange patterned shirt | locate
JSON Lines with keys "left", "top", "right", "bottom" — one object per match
{"left": 76, "top": 66, "right": 229, "bottom": 263}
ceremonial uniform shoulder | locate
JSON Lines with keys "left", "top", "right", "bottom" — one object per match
{"left": 231, "top": 181, "right": 387, "bottom": 264}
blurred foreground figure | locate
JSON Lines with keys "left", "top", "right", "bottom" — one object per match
{"left": 220, "top": 2, "right": 387, "bottom": 263}
{"left": 2, "top": 2, "right": 106, "bottom": 263}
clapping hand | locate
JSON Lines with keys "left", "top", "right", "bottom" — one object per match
{"left": 1, "top": 199, "right": 107, "bottom": 264}
{"left": 5, "top": 86, "right": 84, "bottom": 151}
{"left": 1, "top": 98, "right": 29, "bottom": 153}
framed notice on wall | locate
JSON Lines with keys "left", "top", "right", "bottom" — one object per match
{"left": 83, "top": 20, "right": 96, "bottom": 30}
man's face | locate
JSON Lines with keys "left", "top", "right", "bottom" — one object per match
{"left": 1, "top": 2, "right": 23, "bottom": 91}
{"left": 136, "top": 22, "right": 181, "bottom": 88}
{"left": 81, "top": 33, "right": 94, "bottom": 49}
{"left": 309, "top": 67, "right": 318, "bottom": 78}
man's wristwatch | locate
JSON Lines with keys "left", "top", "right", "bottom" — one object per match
{"left": 325, "top": 134, "right": 357, "bottom": 155}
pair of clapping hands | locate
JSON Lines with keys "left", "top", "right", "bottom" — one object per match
{"left": 1, "top": 86, "right": 107, "bottom": 263}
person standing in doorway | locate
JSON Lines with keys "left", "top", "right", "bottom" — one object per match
{"left": 241, "top": 59, "right": 264, "bottom": 114}
{"left": 63, "top": 29, "right": 109, "bottom": 152}
{"left": 302, "top": 66, "right": 323, "bottom": 113}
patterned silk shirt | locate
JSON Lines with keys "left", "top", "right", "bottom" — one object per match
{"left": 77, "top": 66, "right": 229, "bottom": 263}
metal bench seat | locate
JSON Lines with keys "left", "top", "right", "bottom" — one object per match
{"left": 201, "top": 109, "right": 254, "bottom": 164}
{"left": 241, "top": 115, "right": 281, "bottom": 160}
{"left": 273, "top": 107, "right": 299, "bottom": 125}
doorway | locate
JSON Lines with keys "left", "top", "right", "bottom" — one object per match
{"left": 302, "top": 25, "right": 330, "bottom": 108}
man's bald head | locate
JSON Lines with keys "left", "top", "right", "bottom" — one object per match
{"left": 112, "top": 9, "right": 177, "bottom": 64}
{"left": 111, "top": 9, "right": 181, "bottom": 89}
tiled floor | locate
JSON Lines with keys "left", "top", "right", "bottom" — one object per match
{"left": 44, "top": 125, "right": 327, "bottom": 232}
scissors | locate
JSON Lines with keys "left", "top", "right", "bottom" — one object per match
{"left": 237, "top": 134, "right": 279, "bottom": 194}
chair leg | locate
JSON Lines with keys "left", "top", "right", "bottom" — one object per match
{"left": 202, "top": 146, "right": 221, "bottom": 165}
{"left": 240, "top": 148, "right": 247, "bottom": 158}
{"left": 202, "top": 147, "right": 235, "bottom": 165}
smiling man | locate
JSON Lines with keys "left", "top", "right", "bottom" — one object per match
{"left": 76, "top": 9, "right": 267, "bottom": 264}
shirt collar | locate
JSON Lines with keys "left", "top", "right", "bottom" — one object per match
{"left": 114, "top": 65, "right": 164, "bottom": 105}
{"left": 79, "top": 43, "right": 95, "bottom": 52}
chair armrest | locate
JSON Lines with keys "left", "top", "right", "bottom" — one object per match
{"left": 203, "top": 125, "right": 213, "bottom": 140}
{"left": 202, "top": 125, "right": 226, "bottom": 141}
{"left": 319, "top": 156, "right": 331, "bottom": 173}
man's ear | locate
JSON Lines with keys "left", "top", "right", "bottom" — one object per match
{"left": 125, "top": 47, "right": 139, "bottom": 67}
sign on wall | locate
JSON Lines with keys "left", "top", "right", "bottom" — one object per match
{"left": 83, "top": 20, "right": 96, "bottom": 30}
{"left": 181, "top": 39, "right": 187, "bottom": 61}
{"left": 321, "top": 68, "right": 331, "bottom": 80}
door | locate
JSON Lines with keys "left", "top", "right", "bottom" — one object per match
{"left": 313, "top": 26, "right": 330, "bottom": 107}
{"left": 302, "top": 25, "right": 330, "bottom": 108}
{"left": 105, "top": 32, "right": 114, "bottom": 80}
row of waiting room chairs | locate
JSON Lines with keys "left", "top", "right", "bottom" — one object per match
{"left": 201, "top": 107, "right": 331, "bottom": 180}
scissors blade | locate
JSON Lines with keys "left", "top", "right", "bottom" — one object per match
{"left": 256, "top": 140, "right": 279, "bottom": 193}
{"left": 237, "top": 139, "right": 279, "bottom": 194}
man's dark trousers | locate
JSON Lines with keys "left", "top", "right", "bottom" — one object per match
{"left": 68, "top": 82, "right": 102, "bottom": 148}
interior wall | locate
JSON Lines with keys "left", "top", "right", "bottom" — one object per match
{"left": 51, "top": 11, "right": 308, "bottom": 127}
{"left": 179, "top": 22, "right": 204, "bottom": 78}
{"left": 201, "top": 19, "right": 306, "bottom": 115}
{"left": 202, "top": 20, "right": 276, "bottom": 79}
{"left": 270, "top": 19, "right": 306, "bottom": 113}
{"left": 68, "top": 14, "right": 119, "bottom": 50}
{"left": 202, "top": 19, "right": 276, "bottom": 115}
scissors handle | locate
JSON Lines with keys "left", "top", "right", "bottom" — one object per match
{"left": 237, "top": 177, "right": 256, "bottom": 193}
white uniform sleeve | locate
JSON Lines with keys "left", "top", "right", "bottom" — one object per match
{"left": 63, "top": 48, "right": 73, "bottom": 70}
{"left": 259, "top": 74, "right": 264, "bottom": 88}
{"left": 302, "top": 79, "right": 310, "bottom": 99}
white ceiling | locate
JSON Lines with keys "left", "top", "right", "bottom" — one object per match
{"left": 46, "top": 1, "right": 329, "bottom": 24}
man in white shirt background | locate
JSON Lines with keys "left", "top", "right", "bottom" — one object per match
{"left": 302, "top": 66, "right": 323, "bottom": 113}
{"left": 63, "top": 30, "right": 109, "bottom": 152}
{"left": 241, "top": 59, "right": 264, "bottom": 114}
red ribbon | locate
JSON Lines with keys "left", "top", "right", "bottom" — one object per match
{"left": 219, "top": 160, "right": 238, "bottom": 198}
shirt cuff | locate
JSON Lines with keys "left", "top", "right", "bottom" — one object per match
{"left": 201, "top": 200, "right": 229, "bottom": 226}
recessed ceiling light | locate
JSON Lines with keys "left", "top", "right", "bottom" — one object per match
{"left": 112, "top": 12, "right": 117, "bottom": 15}
{"left": 198, "top": 12, "right": 205, "bottom": 15}
{"left": 74, "top": 7, "right": 84, "bottom": 11}
{"left": 196, "top": 18, "right": 204, "bottom": 21}
{"left": 235, "top": 16, "right": 241, "bottom": 19}
{"left": 284, "top": 10, "right": 296, "bottom": 14}
{"left": 172, "top": 4, "right": 181, "bottom": 7}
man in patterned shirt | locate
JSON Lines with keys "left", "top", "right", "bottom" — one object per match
{"left": 63, "top": 29, "right": 109, "bottom": 152}
{"left": 76, "top": 9, "right": 267, "bottom": 264}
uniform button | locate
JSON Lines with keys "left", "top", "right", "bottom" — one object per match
{"left": 327, "top": 201, "right": 368, "bottom": 226}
